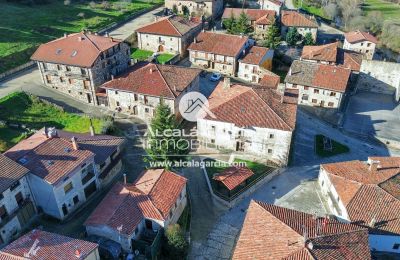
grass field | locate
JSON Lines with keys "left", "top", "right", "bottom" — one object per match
{"left": 0, "top": 92, "right": 104, "bottom": 151}
{"left": 315, "top": 134, "right": 350, "bottom": 157}
{"left": 131, "top": 48, "right": 175, "bottom": 64}
{"left": 293, "top": 0, "right": 329, "bottom": 19}
{"left": 362, "top": 0, "right": 400, "bottom": 20}
{"left": 0, "top": 0, "right": 162, "bottom": 74}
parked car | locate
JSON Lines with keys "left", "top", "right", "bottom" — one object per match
{"left": 210, "top": 72, "right": 221, "bottom": 81}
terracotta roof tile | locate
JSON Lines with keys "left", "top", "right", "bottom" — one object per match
{"left": 0, "top": 154, "right": 29, "bottom": 194}
{"left": 263, "top": 0, "right": 284, "bottom": 6}
{"left": 205, "top": 82, "right": 297, "bottom": 130}
{"left": 1, "top": 230, "right": 98, "bottom": 260}
{"left": 281, "top": 11, "right": 318, "bottom": 28}
{"left": 101, "top": 63, "right": 201, "bottom": 99}
{"left": 188, "top": 32, "right": 249, "bottom": 57}
{"left": 213, "top": 166, "right": 254, "bottom": 190}
{"left": 232, "top": 201, "right": 370, "bottom": 260}
{"left": 222, "top": 8, "right": 276, "bottom": 25}
{"left": 31, "top": 32, "right": 122, "bottom": 67}
{"left": 344, "top": 30, "right": 378, "bottom": 44}
{"left": 136, "top": 15, "right": 201, "bottom": 37}
{"left": 301, "top": 42, "right": 339, "bottom": 63}
{"left": 285, "top": 60, "right": 351, "bottom": 92}
{"left": 240, "top": 46, "right": 271, "bottom": 65}
{"left": 259, "top": 71, "right": 281, "bottom": 89}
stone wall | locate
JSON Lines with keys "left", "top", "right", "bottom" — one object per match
{"left": 165, "top": 0, "right": 223, "bottom": 18}
{"left": 356, "top": 60, "right": 400, "bottom": 101}
{"left": 343, "top": 39, "right": 376, "bottom": 60}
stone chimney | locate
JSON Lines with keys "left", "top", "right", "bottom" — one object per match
{"left": 47, "top": 127, "right": 58, "bottom": 138}
{"left": 223, "top": 77, "right": 231, "bottom": 89}
{"left": 71, "top": 137, "right": 79, "bottom": 150}
{"left": 193, "top": 37, "right": 197, "bottom": 43}
{"left": 110, "top": 37, "right": 114, "bottom": 42}
{"left": 64, "top": 33, "right": 67, "bottom": 38}
{"left": 105, "top": 32, "right": 109, "bottom": 37}
{"left": 368, "top": 159, "right": 381, "bottom": 171}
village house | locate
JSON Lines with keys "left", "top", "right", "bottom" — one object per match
{"left": 197, "top": 79, "right": 297, "bottom": 166}
{"left": 164, "top": 0, "right": 223, "bottom": 18}
{"left": 222, "top": 8, "right": 276, "bottom": 40}
{"left": 85, "top": 169, "right": 187, "bottom": 253}
{"left": 100, "top": 63, "right": 201, "bottom": 122}
{"left": 0, "top": 154, "right": 36, "bottom": 246}
{"left": 213, "top": 166, "right": 254, "bottom": 198}
{"left": 136, "top": 15, "right": 202, "bottom": 57}
{"left": 238, "top": 46, "right": 274, "bottom": 83}
{"left": 4, "top": 127, "right": 125, "bottom": 220}
{"left": 188, "top": 32, "right": 253, "bottom": 76}
{"left": 319, "top": 157, "right": 400, "bottom": 253}
{"left": 258, "top": 0, "right": 283, "bottom": 15}
{"left": 281, "top": 10, "right": 318, "bottom": 41}
{"left": 232, "top": 200, "right": 372, "bottom": 259}
{"left": 343, "top": 30, "right": 378, "bottom": 60}
{"left": 31, "top": 32, "right": 131, "bottom": 105}
{"left": 0, "top": 229, "right": 100, "bottom": 259}
{"left": 285, "top": 60, "right": 351, "bottom": 109}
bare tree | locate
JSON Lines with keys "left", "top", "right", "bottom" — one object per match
{"left": 339, "top": 0, "right": 361, "bottom": 29}
{"left": 324, "top": 3, "right": 339, "bottom": 20}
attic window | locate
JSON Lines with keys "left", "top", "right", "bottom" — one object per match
{"left": 56, "top": 49, "right": 62, "bottom": 55}
{"left": 64, "top": 147, "right": 71, "bottom": 153}
{"left": 240, "top": 107, "right": 246, "bottom": 113}
{"left": 18, "top": 157, "right": 28, "bottom": 165}
{"left": 47, "top": 160, "right": 55, "bottom": 166}
{"left": 71, "top": 50, "right": 78, "bottom": 57}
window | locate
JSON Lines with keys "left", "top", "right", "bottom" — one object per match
{"left": 304, "top": 86, "right": 309, "bottom": 90}
{"left": 268, "top": 149, "right": 273, "bottom": 154}
{"left": 0, "top": 193, "right": 3, "bottom": 200}
{"left": 169, "top": 211, "right": 173, "bottom": 219}
{"left": 116, "top": 101, "right": 120, "bottom": 106}
{"left": 145, "top": 108, "right": 149, "bottom": 113}
{"left": 134, "top": 94, "right": 138, "bottom": 101}
{"left": 211, "top": 125, "right": 216, "bottom": 132}
{"left": 115, "top": 91, "right": 119, "bottom": 95}
{"left": 64, "top": 182, "right": 73, "bottom": 194}
{"left": 10, "top": 181, "right": 20, "bottom": 191}
{"left": 328, "top": 102, "right": 334, "bottom": 107}
{"left": 330, "top": 92, "right": 336, "bottom": 97}
{"left": 211, "top": 139, "right": 215, "bottom": 144}
{"left": 73, "top": 195, "right": 79, "bottom": 205}
{"left": 15, "top": 192, "right": 24, "bottom": 206}
{"left": 66, "top": 66, "right": 71, "bottom": 72}
{"left": 314, "top": 89, "right": 319, "bottom": 94}
{"left": 393, "top": 244, "right": 400, "bottom": 250}
{"left": 46, "top": 75, "right": 52, "bottom": 84}
{"left": 83, "top": 80, "right": 90, "bottom": 89}
{"left": 57, "top": 64, "right": 61, "bottom": 70}
{"left": 0, "top": 205, "right": 8, "bottom": 220}
{"left": 312, "top": 99, "right": 317, "bottom": 103}
{"left": 69, "top": 78, "right": 74, "bottom": 84}
{"left": 269, "top": 134, "right": 274, "bottom": 139}
{"left": 292, "top": 84, "right": 297, "bottom": 88}
{"left": 81, "top": 68, "right": 86, "bottom": 75}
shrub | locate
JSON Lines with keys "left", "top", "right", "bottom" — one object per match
{"left": 162, "top": 224, "right": 188, "bottom": 259}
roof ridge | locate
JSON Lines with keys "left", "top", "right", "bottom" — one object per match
{"left": 155, "top": 64, "right": 181, "bottom": 98}
{"left": 82, "top": 32, "right": 101, "bottom": 53}
{"left": 167, "top": 17, "right": 183, "bottom": 36}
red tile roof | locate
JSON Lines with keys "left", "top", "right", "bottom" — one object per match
{"left": 101, "top": 63, "right": 201, "bottom": 99}
{"left": 85, "top": 169, "right": 187, "bottom": 235}
{"left": 232, "top": 201, "right": 371, "bottom": 260}
{"left": 263, "top": 0, "right": 283, "bottom": 6}
{"left": 344, "top": 30, "right": 378, "bottom": 44}
{"left": 31, "top": 32, "right": 122, "bottom": 67}
{"left": 0, "top": 154, "right": 29, "bottom": 194}
{"left": 285, "top": 60, "right": 351, "bottom": 92}
{"left": 340, "top": 50, "right": 362, "bottom": 71}
{"left": 240, "top": 46, "right": 271, "bottom": 65}
{"left": 222, "top": 8, "right": 276, "bottom": 25}
{"left": 213, "top": 166, "right": 254, "bottom": 190}
{"left": 188, "top": 32, "right": 249, "bottom": 57}
{"left": 205, "top": 82, "right": 297, "bottom": 131}
{"left": 301, "top": 42, "right": 339, "bottom": 63}
{"left": 259, "top": 71, "right": 281, "bottom": 89}
{"left": 136, "top": 15, "right": 201, "bottom": 37}
{"left": 0, "top": 230, "right": 98, "bottom": 260}
{"left": 322, "top": 157, "right": 400, "bottom": 235}
{"left": 281, "top": 11, "right": 318, "bottom": 28}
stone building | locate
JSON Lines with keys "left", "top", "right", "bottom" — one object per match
{"left": 281, "top": 10, "right": 318, "bottom": 41}
{"left": 319, "top": 157, "right": 400, "bottom": 253}
{"left": 222, "top": 8, "right": 276, "bottom": 40}
{"left": 85, "top": 169, "right": 187, "bottom": 252}
{"left": 188, "top": 32, "right": 253, "bottom": 76}
{"left": 285, "top": 60, "right": 351, "bottom": 109}
{"left": 197, "top": 79, "right": 297, "bottom": 166}
{"left": 136, "top": 15, "right": 202, "bottom": 57}
{"left": 4, "top": 127, "right": 125, "bottom": 220}
{"left": 238, "top": 46, "right": 274, "bottom": 83}
{"left": 0, "top": 154, "right": 36, "bottom": 246}
{"left": 31, "top": 32, "right": 131, "bottom": 105}
{"left": 0, "top": 229, "right": 100, "bottom": 259}
{"left": 232, "top": 200, "right": 372, "bottom": 259}
{"left": 258, "top": 0, "right": 283, "bottom": 15}
{"left": 165, "top": 0, "right": 223, "bottom": 18}
{"left": 343, "top": 30, "right": 378, "bottom": 60}
{"left": 101, "top": 63, "right": 201, "bottom": 123}
{"left": 356, "top": 60, "right": 400, "bottom": 101}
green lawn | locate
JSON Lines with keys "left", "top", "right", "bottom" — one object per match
{"left": 362, "top": 0, "right": 400, "bottom": 20}
{"left": 0, "top": 92, "right": 104, "bottom": 151}
{"left": 131, "top": 48, "right": 175, "bottom": 64}
{"left": 293, "top": 0, "right": 329, "bottom": 19}
{"left": 0, "top": 0, "right": 163, "bottom": 74}
{"left": 315, "top": 134, "right": 350, "bottom": 157}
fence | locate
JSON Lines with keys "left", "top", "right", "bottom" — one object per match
{"left": 0, "top": 61, "right": 36, "bottom": 82}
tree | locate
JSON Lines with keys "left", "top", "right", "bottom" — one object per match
{"left": 162, "top": 224, "right": 188, "bottom": 259}
{"left": 262, "top": 22, "right": 281, "bottom": 49}
{"left": 286, "top": 27, "right": 300, "bottom": 46}
{"left": 144, "top": 99, "right": 189, "bottom": 166}
{"left": 182, "top": 5, "right": 190, "bottom": 17}
{"left": 234, "top": 11, "right": 253, "bottom": 35}
{"left": 303, "top": 32, "right": 315, "bottom": 45}
{"left": 339, "top": 0, "right": 361, "bottom": 29}
{"left": 172, "top": 4, "right": 178, "bottom": 14}
{"left": 323, "top": 3, "right": 338, "bottom": 20}
{"left": 223, "top": 11, "right": 236, "bottom": 34}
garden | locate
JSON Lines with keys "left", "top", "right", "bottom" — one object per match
{"left": 131, "top": 48, "right": 176, "bottom": 64}
{"left": 315, "top": 134, "right": 350, "bottom": 157}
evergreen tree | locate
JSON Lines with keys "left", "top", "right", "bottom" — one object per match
{"left": 235, "top": 11, "right": 253, "bottom": 35}
{"left": 182, "top": 5, "right": 189, "bottom": 17}
{"left": 286, "top": 27, "right": 300, "bottom": 46}
{"left": 172, "top": 4, "right": 178, "bottom": 14}
{"left": 144, "top": 99, "right": 188, "bottom": 166}
{"left": 223, "top": 11, "right": 236, "bottom": 34}
{"left": 262, "top": 22, "right": 281, "bottom": 49}
{"left": 303, "top": 32, "right": 315, "bottom": 45}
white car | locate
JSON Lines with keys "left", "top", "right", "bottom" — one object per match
{"left": 210, "top": 73, "right": 221, "bottom": 82}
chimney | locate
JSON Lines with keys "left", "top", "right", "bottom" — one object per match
{"left": 71, "top": 137, "right": 79, "bottom": 150}
{"left": 240, "top": 33, "right": 243, "bottom": 38}
{"left": 74, "top": 247, "right": 81, "bottom": 258}
{"left": 368, "top": 159, "right": 381, "bottom": 171}
{"left": 111, "top": 74, "right": 115, "bottom": 80}
{"left": 64, "top": 33, "right": 67, "bottom": 38}
{"left": 223, "top": 77, "right": 230, "bottom": 89}
{"left": 95, "top": 32, "right": 98, "bottom": 36}
{"left": 369, "top": 217, "right": 376, "bottom": 228}
{"left": 193, "top": 37, "right": 197, "bottom": 43}
{"left": 149, "top": 68, "right": 153, "bottom": 74}
{"left": 105, "top": 32, "right": 109, "bottom": 37}
{"left": 123, "top": 173, "right": 127, "bottom": 185}
{"left": 89, "top": 118, "right": 95, "bottom": 136}
{"left": 78, "top": 37, "right": 83, "bottom": 42}
{"left": 47, "top": 127, "right": 58, "bottom": 138}
{"left": 202, "top": 28, "right": 205, "bottom": 33}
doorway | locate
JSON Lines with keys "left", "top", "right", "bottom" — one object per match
{"left": 145, "top": 219, "right": 153, "bottom": 230}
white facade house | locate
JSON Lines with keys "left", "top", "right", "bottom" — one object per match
{"left": 343, "top": 31, "right": 378, "bottom": 60}
{"left": 101, "top": 63, "right": 201, "bottom": 123}
{"left": 85, "top": 169, "right": 187, "bottom": 252}
{"left": 197, "top": 79, "right": 297, "bottom": 166}
{"left": 188, "top": 32, "right": 253, "bottom": 76}
{"left": 285, "top": 60, "right": 351, "bottom": 109}
{"left": 258, "top": 0, "right": 282, "bottom": 14}
{"left": 238, "top": 46, "right": 274, "bottom": 83}
{"left": 164, "top": 0, "right": 224, "bottom": 18}
{"left": 319, "top": 157, "right": 400, "bottom": 254}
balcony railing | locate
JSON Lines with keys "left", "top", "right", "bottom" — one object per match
{"left": 82, "top": 171, "right": 95, "bottom": 185}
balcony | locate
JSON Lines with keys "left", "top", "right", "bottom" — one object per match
{"left": 82, "top": 171, "right": 95, "bottom": 185}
